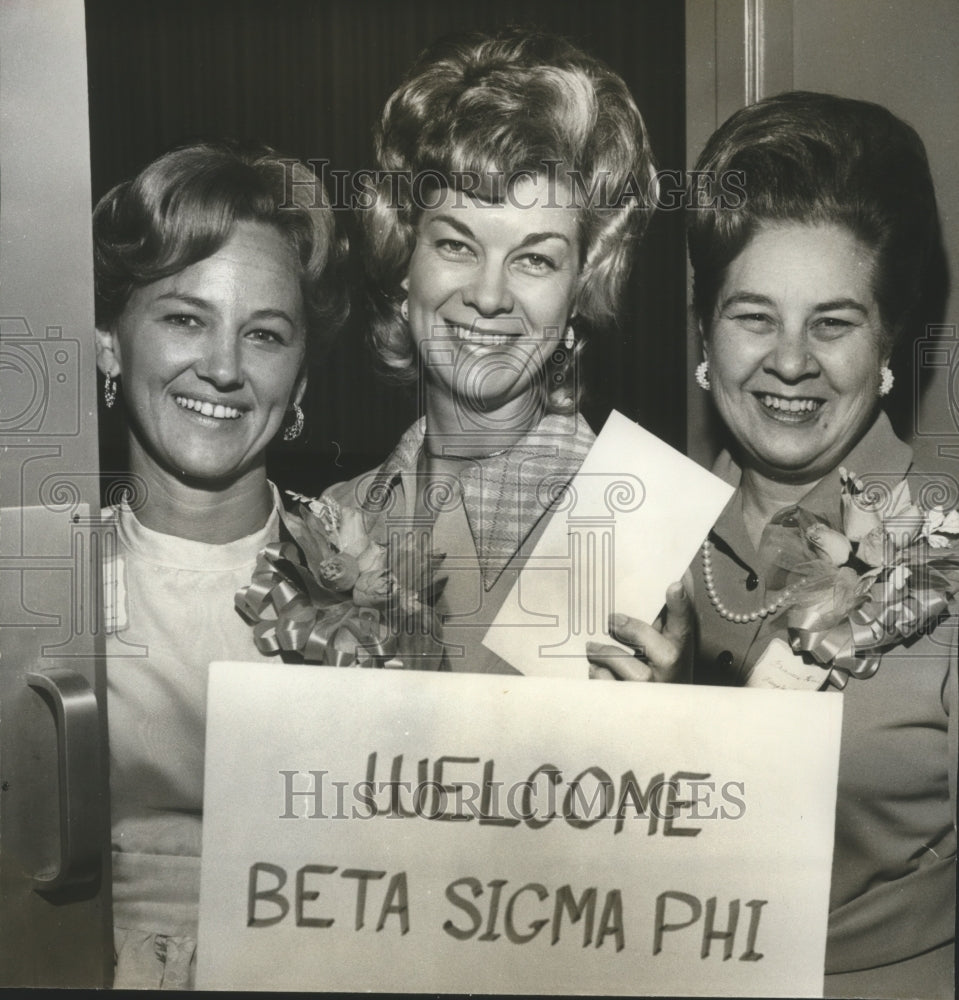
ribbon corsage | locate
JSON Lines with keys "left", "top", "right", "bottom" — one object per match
{"left": 236, "top": 491, "right": 447, "bottom": 669}
{"left": 759, "top": 469, "right": 959, "bottom": 688}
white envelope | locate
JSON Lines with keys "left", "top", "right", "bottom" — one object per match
{"left": 482, "top": 409, "right": 735, "bottom": 678}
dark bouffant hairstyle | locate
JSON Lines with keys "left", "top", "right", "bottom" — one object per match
{"left": 688, "top": 91, "right": 946, "bottom": 355}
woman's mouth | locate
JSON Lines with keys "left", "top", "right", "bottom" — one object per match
{"left": 445, "top": 323, "right": 521, "bottom": 347}
{"left": 755, "top": 392, "right": 823, "bottom": 422}
{"left": 174, "top": 395, "right": 243, "bottom": 420}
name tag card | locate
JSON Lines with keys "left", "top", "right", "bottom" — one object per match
{"left": 197, "top": 664, "right": 841, "bottom": 996}
{"left": 747, "top": 638, "right": 832, "bottom": 691}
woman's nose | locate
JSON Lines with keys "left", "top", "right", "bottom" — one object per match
{"left": 462, "top": 262, "right": 514, "bottom": 316}
{"left": 765, "top": 327, "right": 818, "bottom": 382}
{"left": 196, "top": 329, "right": 243, "bottom": 388}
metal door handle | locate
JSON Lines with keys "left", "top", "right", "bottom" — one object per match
{"left": 26, "top": 668, "right": 103, "bottom": 891}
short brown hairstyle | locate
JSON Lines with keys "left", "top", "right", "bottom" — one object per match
{"left": 93, "top": 140, "right": 349, "bottom": 355}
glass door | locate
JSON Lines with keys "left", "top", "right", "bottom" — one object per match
{"left": 0, "top": 0, "right": 113, "bottom": 987}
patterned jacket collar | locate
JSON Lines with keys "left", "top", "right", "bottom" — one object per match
{"left": 366, "top": 412, "right": 595, "bottom": 589}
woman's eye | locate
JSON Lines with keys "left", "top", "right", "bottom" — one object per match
{"left": 165, "top": 313, "right": 202, "bottom": 328}
{"left": 733, "top": 312, "right": 774, "bottom": 330}
{"left": 813, "top": 316, "right": 854, "bottom": 337}
{"left": 436, "top": 239, "right": 474, "bottom": 258}
{"left": 516, "top": 253, "right": 556, "bottom": 274}
{"left": 246, "top": 328, "right": 284, "bottom": 345}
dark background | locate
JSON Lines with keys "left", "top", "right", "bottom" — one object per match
{"left": 85, "top": 0, "right": 686, "bottom": 496}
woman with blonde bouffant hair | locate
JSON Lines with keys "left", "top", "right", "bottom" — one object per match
{"left": 324, "top": 27, "right": 692, "bottom": 679}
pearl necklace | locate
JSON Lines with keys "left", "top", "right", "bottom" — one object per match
{"left": 701, "top": 540, "right": 793, "bottom": 624}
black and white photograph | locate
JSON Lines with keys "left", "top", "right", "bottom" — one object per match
{"left": 0, "top": 1, "right": 956, "bottom": 995}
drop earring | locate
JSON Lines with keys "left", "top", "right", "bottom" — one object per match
{"left": 104, "top": 371, "right": 117, "bottom": 408}
{"left": 564, "top": 326, "right": 575, "bottom": 350}
{"left": 283, "top": 403, "right": 304, "bottom": 441}
{"left": 878, "top": 365, "right": 894, "bottom": 397}
{"left": 694, "top": 360, "right": 711, "bottom": 391}
{"left": 400, "top": 299, "right": 409, "bottom": 322}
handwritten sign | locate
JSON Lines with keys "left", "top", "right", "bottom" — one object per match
{"left": 483, "top": 410, "right": 735, "bottom": 678}
{"left": 197, "top": 664, "right": 841, "bottom": 995}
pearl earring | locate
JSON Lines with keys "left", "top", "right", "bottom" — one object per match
{"left": 283, "top": 403, "right": 304, "bottom": 441}
{"left": 694, "top": 360, "right": 711, "bottom": 391}
{"left": 400, "top": 299, "right": 409, "bottom": 321}
{"left": 104, "top": 371, "right": 117, "bottom": 408}
{"left": 878, "top": 365, "right": 894, "bottom": 397}
{"left": 564, "top": 326, "right": 575, "bottom": 350}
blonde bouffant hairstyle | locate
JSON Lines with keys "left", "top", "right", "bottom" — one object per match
{"left": 362, "top": 27, "right": 657, "bottom": 405}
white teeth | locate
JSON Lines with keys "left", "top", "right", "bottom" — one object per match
{"left": 450, "top": 325, "right": 512, "bottom": 346}
{"left": 759, "top": 394, "right": 821, "bottom": 414}
{"left": 174, "top": 396, "right": 242, "bottom": 419}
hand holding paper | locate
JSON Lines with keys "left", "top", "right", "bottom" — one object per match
{"left": 587, "top": 577, "right": 694, "bottom": 683}
{"left": 482, "top": 410, "right": 734, "bottom": 679}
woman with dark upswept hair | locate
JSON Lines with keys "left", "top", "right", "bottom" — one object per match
{"left": 93, "top": 141, "right": 347, "bottom": 988}
{"left": 324, "top": 26, "right": 692, "bottom": 679}
{"left": 687, "top": 92, "right": 955, "bottom": 997}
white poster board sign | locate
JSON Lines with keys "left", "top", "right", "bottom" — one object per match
{"left": 483, "top": 410, "right": 735, "bottom": 678}
{"left": 198, "top": 664, "right": 842, "bottom": 996}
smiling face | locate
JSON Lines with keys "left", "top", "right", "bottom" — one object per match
{"left": 404, "top": 174, "right": 581, "bottom": 430}
{"left": 705, "top": 221, "right": 886, "bottom": 484}
{"left": 97, "top": 221, "right": 307, "bottom": 487}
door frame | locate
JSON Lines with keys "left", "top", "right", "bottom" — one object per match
{"left": 0, "top": 0, "right": 113, "bottom": 987}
